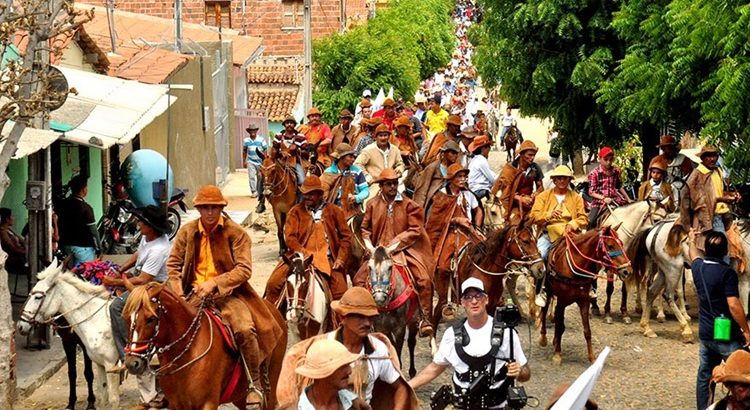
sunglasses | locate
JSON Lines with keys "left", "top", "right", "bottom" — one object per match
{"left": 461, "top": 292, "right": 487, "bottom": 302}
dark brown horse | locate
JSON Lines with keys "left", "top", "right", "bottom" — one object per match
{"left": 259, "top": 150, "right": 298, "bottom": 256}
{"left": 503, "top": 125, "right": 520, "bottom": 162}
{"left": 123, "top": 284, "right": 287, "bottom": 410}
{"left": 539, "top": 226, "right": 631, "bottom": 364}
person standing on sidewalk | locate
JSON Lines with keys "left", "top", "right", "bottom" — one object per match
{"left": 243, "top": 124, "right": 269, "bottom": 213}
{"left": 688, "top": 229, "right": 750, "bottom": 410}
{"left": 57, "top": 175, "right": 100, "bottom": 267}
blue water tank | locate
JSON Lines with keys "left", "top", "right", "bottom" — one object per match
{"left": 120, "top": 149, "right": 174, "bottom": 208}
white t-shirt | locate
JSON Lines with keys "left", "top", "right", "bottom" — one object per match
{"left": 135, "top": 234, "right": 171, "bottom": 283}
{"left": 502, "top": 114, "right": 515, "bottom": 127}
{"left": 327, "top": 333, "right": 401, "bottom": 402}
{"left": 433, "top": 317, "right": 527, "bottom": 390}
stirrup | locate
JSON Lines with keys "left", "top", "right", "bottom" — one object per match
{"left": 246, "top": 386, "right": 265, "bottom": 409}
{"left": 418, "top": 320, "right": 433, "bottom": 338}
{"left": 441, "top": 303, "right": 456, "bottom": 321}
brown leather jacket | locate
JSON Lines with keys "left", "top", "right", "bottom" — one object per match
{"left": 491, "top": 161, "right": 544, "bottom": 222}
{"left": 284, "top": 202, "right": 352, "bottom": 268}
{"left": 678, "top": 167, "right": 718, "bottom": 233}
{"left": 412, "top": 160, "right": 446, "bottom": 208}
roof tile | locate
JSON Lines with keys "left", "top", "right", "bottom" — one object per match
{"left": 247, "top": 87, "right": 300, "bottom": 122}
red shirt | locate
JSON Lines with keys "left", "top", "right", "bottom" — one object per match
{"left": 373, "top": 109, "right": 396, "bottom": 131}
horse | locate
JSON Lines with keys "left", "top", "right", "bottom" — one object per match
{"left": 282, "top": 251, "right": 333, "bottom": 344}
{"left": 16, "top": 259, "right": 120, "bottom": 408}
{"left": 258, "top": 150, "right": 298, "bottom": 256}
{"left": 597, "top": 200, "right": 669, "bottom": 324}
{"left": 539, "top": 226, "right": 632, "bottom": 364}
{"left": 365, "top": 242, "right": 419, "bottom": 378}
{"left": 503, "top": 125, "right": 520, "bottom": 162}
{"left": 123, "top": 283, "right": 288, "bottom": 410}
{"left": 736, "top": 219, "right": 750, "bottom": 315}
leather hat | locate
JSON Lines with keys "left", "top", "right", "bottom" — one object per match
{"left": 382, "top": 98, "right": 396, "bottom": 107}
{"left": 294, "top": 339, "right": 361, "bottom": 380}
{"left": 446, "top": 115, "right": 463, "bottom": 126}
{"left": 374, "top": 124, "right": 391, "bottom": 135}
{"left": 339, "top": 109, "right": 354, "bottom": 119}
{"left": 365, "top": 117, "right": 383, "bottom": 128}
{"left": 332, "top": 143, "right": 355, "bottom": 160}
{"left": 193, "top": 185, "right": 228, "bottom": 207}
{"left": 657, "top": 135, "right": 677, "bottom": 148}
{"left": 245, "top": 123, "right": 259, "bottom": 133}
{"left": 648, "top": 156, "right": 667, "bottom": 172}
{"left": 468, "top": 135, "right": 492, "bottom": 152}
{"left": 444, "top": 163, "right": 469, "bottom": 180}
{"left": 307, "top": 107, "right": 322, "bottom": 117}
{"left": 330, "top": 287, "right": 379, "bottom": 317}
{"left": 712, "top": 349, "right": 750, "bottom": 384}
{"left": 698, "top": 145, "right": 719, "bottom": 158}
{"left": 360, "top": 98, "right": 372, "bottom": 108}
{"left": 394, "top": 115, "right": 412, "bottom": 128}
{"left": 283, "top": 116, "right": 297, "bottom": 126}
{"left": 518, "top": 140, "right": 539, "bottom": 154}
{"left": 131, "top": 205, "right": 171, "bottom": 235}
{"left": 372, "top": 168, "right": 400, "bottom": 184}
{"left": 299, "top": 175, "right": 324, "bottom": 194}
{"left": 440, "top": 140, "right": 461, "bottom": 153}
{"left": 549, "top": 165, "right": 574, "bottom": 179}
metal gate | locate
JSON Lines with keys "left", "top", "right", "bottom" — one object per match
{"left": 234, "top": 109, "right": 269, "bottom": 170}
{"left": 212, "top": 50, "right": 230, "bottom": 185}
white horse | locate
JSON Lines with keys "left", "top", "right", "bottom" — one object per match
{"left": 16, "top": 259, "right": 121, "bottom": 408}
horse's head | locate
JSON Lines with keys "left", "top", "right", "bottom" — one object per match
{"left": 122, "top": 282, "right": 166, "bottom": 375}
{"left": 506, "top": 224, "right": 545, "bottom": 280}
{"left": 366, "top": 241, "right": 399, "bottom": 306}
{"left": 285, "top": 251, "right": 311, "bottom": 322}
{"left": 259, "top": 151, "right": 277, "bottom": 197}
{"left": 17, "top": 259, "right": 65, "bottom": 335}
{"left": 597, "top": 226, "right": 632, "bottom": 281}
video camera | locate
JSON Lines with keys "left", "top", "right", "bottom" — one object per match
{"left": 495, "top": 303, "right": 527, "bottom": 410}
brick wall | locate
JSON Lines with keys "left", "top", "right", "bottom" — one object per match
{"left": 88, "top": 0, "right": 369, "bottom": 55}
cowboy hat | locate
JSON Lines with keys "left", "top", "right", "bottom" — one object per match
{"left": 306, "top": 107, "right": 322, "bottom": 118}
{"left": 382, "top": 98, "right": 396, "bottom": 107}
{"left": 518, "top": 140, "right": 539, "bottom": 154}
{"left": 648, "top": 156, "right": 668, "bottom": 172}
{"left": 374, "top": 124, "right": 391, "bottom": 135}
{"left": 712, "top": 349, "right": 750, "bottom": 385}
{"left": 394, "top": 116, "right": 412, "bottom": 128}
{"left": 366, "top": 117, "right": 383, "bottom": 127}
{"left": 245, "top": 123, "right": 259, "bottom": 133}
{"left": 359, "top": 98, "right": 372, "bottom": 108}
{"left": 283, "top": 116, "right": 297, "bottom": 126}
{"left": 415, "top": 94, "right": 427, "bottom": 104}
{"left": 548, "top": 165, "right": 575, "bottom": 179}
{"left": 698, "top": 145, "right": 719, "bottom": 158}
{"left": 440, "top": 140, "right": 461, "bottom": 153}
{"left": 657, "top": 135, "right": 677, "bottom": 148}
{"left": 468, "top": 135, "right": 492, "bottom": 152}
{"left": 444, "top": 163, "right": 469, "bottom": 180}
{"left": 339, "top": 109, "right": 354, "bottom": 119}
{"left": 299, "top": 175, "right": 324, "bottom": 194}
{"left": 295, "top": 339, "right": 362, "bottom": 380}
{"left": 460, "top": 126, "right": 478, "bottom": 139}
{"left": 330, "top": 287, "right": 379, "bottom": 317}
{"left": 446, "top": 115, "right": 462, "bottom": 126}
{"left": 362, "top": 89, "right": 372, "bottom": 97}
{"left": 372, "top": 168, "right": 400, "bottom": 184}
{"left": 130, "top": 205, "right": 171, "bottom": 235}
{"left": 332, "top": 143, "right": 355, "bottom": 160}
{"left": 193, "top": 185, "right": 228, "bottom": 207}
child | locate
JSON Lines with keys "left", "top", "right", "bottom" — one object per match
{"left": 637, "top": 157, "right": 675, "bottom": 212}
{"left": 586, "top": 146, "right": 631, "bottom": 229}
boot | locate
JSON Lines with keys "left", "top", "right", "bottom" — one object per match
{"left": 238, "top": 332, "right": 265, "bottom": 409}
{"left": 417, "top": 283, "right": 434, "bottom": 337}
{"left": 255, "top": 200, "right": 266, "bottom": 214}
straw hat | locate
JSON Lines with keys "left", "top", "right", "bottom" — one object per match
{"left": 444, "top": 163, "right": 469, "bottom": 180}
{"left": 712, "top": 349, "right": 750, "bottom": 385}
{"left": 130, "top": 205, "right": 171, "bottom": 235}
{"left": 339, "top": 109, "right": 354, "bottom": 119}
{"left": 330, "top": 287, "right": 379, "bottom": 317}
{"left": 374, "top": 124, "right": 391, "bottom": 135}
{"left": 518, "top": 140, "right": 539, "bottom": 154}
{"left": 657, "top": 135, "right": 677, "bottom": 148}
{"left": 548, "top": 165, "right": 575, "bottom": 179}
{"left": 440, "top": 140, "right": 461, "bottom": 153}
{"left": 415, "top": 94, "right": 427, "bottom": 104}
{"left": 372, "top": 168, "right": 400, "bottom": 184}
{"left": 648, "top": 156, "right": 667, "bottom": 172}
{"left": 245, "top": 123, "right": 259, "bottom": 133}
{"left": 382, "top": 98, "right": 396, "bottom": 107}
{"left": 332, "top": 143, "right": 355, "bottom": 160}
{"left": 307, "top": 107, "right": 322, "bottom": 118}
{"left": 446, "top": 115, "right": 462, "bottom": 126}
{"left": 295, "top": 339, "right": 361, "bottom": 380}
{"left": 193, "top": 185, "right": 228, "bottom": 207}
{"left": 299, "top": 176, "right": 324, "bottom": 194}
{"left": 698, "top": 145, "right": 719, "bottom": 158}
{"left": 394, "top": 116, "right": 412, "bottom": 129}
{"left": 468, "top": 135, "right": 492, "bottom": 152}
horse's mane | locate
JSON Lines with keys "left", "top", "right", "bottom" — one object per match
{"left": 373, "top": 246, "right": 388, "bottom": 264}
{"left": 123, "top": 283, "right": 159, "bottom": 318}
{"left": 47, "top": 270, "right": 110, "bottom": 298}
{"left": 471, "top": 225, "right": 512, "bottom": 263}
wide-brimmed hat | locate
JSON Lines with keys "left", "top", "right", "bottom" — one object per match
{"left": 698, "top": 145, "right": 719, "bottom": 158}
{"left": 131, "top": 205, "right": 171, "bottom": 235}
{"left": 283, "top": 116, "right": 297, "bottom": 126}
{"left": 394, "top": 115, "right": 412, "bottom": 129}
{"left": 374, "top": 124, "right": 391, "bottom": 135}
{"left": 193, "top": 185, "right": 228, "bottom": 207}
{"left": 373, "top": 168, "right": 400, "bottom": 184}
{"left": 549, "top": 165, "right": 575, "bottom": 179}
{"left": 468, "top": 135, "right": 492, "bottom": 152}
{"left": 712, "top": 349, "right": 750, "bottom": 385}
{"left": 460, "top": 126, "right": 478, "bottom": 139}
{"left": 518, "top": 140, "right": 539, "bottom": 154}
{"left": 360, "top": 98, "right": 372, "bottom": 109}
{"left": 245, "top": 123, "right": 259, "bottom": 133}
{"left": 382, "top": 98, "right": 396, "bottom": 107}
{"left": 300, "top": 175, "right": 325, "bottom": 194}
{"left": 648, "top": 156, "right": 667, "bottom": 172}
{"left": 415, "top": 94, "right": 427, "bottom": 104}
{"left": 332, "top": 143, "right": 355, "bottom": 160}
{"left": 331, "top": 287, "right": 379, "bottom": 317}
{"left": 657, "top": 135, "right": 677, "bottom": 148}
{"left": 446, "top": 115, "right": 462, "bottom": 126}
{"left": 366, "top": 117, "right": 383, "bottom": 128}
{"left": 295, "top": 339, "right": 361, "bottom": 380}
{"left": 307, "top": 107, "right": 322, "bottom": 118}
{"left": 444, "top": 163, "right": 469, "bottom": 180}
{"left": 440, "top": 140, "right": 461, "bottom": 153}
{"left": 339, "top": 109, "right": 354, "bottom": 119}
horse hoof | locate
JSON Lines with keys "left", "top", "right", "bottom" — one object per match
{"left": 623, "top": 316, "right": 632, "bottom": 325}
{"left": 681, "top": 333, "right": 695, "bottom": 344}
{"left": 539, "top": 336, "right": 548, "bottom": 347}
{"left": 552, "top": 354, "right": 562, "bottom": 365}
{"left": 591, "top": 307, "right": 601, "bottom": 317}
{"left": 86, "top": 403, "right": 96, "bottom": 410}
{"left": 604, "top": 316, "right": 613, "bottom": 325}
{"left": 643, "top": 329, "right": 657, "bottom": 338}
{"left": 409, "top": 369, "right": 417, "bottom": 378}
{"left": 656, "top": 315, "right": 666, "bottom": 323}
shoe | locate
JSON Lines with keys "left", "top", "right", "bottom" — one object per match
{"left": 589, "top": 289, "right": 597, "bottom": 299}
{"left": 535, "top": 292, "right": 547, "bottom": 307}
{"left": 250, "top": 192, "right": 258, "bottom": 198}
{"left": 255, "top": 203, "right": 266, "bottom": 214}
{"left": 418, "top": 320, "right": 433, "bottom": 338}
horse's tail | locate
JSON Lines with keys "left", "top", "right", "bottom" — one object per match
{"left": 665, "top": 224, "right": 686, "bottom": 257}
{"left": 626, "top": 228, "right": 651, "bottom": 288}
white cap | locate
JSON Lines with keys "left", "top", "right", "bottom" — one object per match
{"left": 363, "top": 89, "right": 372, "bottom": 97}
{"left": 461, "top": 277, "right": 485, "bottom": 294}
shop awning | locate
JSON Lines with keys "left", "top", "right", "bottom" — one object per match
{"left": 52, "top": 66, "right": 176, "bottom": 149}
{"left": 0, "top": 121, "right": 60, "bottom": 159}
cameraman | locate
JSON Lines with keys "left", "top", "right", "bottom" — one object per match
{"left": 409, "top": 278, "right": 530, "bottom": 408}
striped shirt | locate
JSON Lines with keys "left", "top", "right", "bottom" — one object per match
{"left": 324, "top": 163, "right": 369, "bottom": 204}
{"left": 273, "top": 132, "right": 307, "bottom": 156}
{"left": 243, "top": 136, "right": 268, "bottom": 166}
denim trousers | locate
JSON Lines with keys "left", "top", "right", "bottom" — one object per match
{"left": 696, "top": 339, "right": 743, "bottom": 409}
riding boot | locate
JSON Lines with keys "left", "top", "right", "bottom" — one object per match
{"left": 534, "top": 277, "right": 547, "bottom": 307}
{"left": 416, "top": 280, "right": 434, "bottom": 338}
{"left": 255, "top": 199, "right": 266, "bottom": 214}
{"left": 237, "top": 331, "right": 264, "bottom": 409}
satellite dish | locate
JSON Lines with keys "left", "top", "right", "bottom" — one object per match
{"left": 43, "top": 66, "right": 69, "bottom": 111}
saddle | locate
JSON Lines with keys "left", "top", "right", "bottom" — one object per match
{"left": 203, "top": 308, "right": 238, "bottom": 352}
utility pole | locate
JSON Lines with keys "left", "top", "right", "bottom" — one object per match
{"left": 303, "top": 0, "right": 312, "bottom": 114}
{"left": 339, "top": 0, "right": 346, "bottom": 32}
{"left": 174, "top": 0, "right": 182, "bottom": 51}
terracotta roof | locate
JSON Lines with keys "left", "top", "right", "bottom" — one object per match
{"left": 248, "top": 64, "right": 302, "bottom": 84}
{"left": 78, "top": 4, "right": 263, "bottom": 66}
{"left": 248, "top": 86, "right": 300, "bottom": 122}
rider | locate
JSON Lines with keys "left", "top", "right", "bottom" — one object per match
{"left": 300, "top": 107, "right": 333, "bottom": 167}
{"left": 354, "top": 117, "right": 382, "bottom": 157}
{"left": 491, "top": 140, "right": 544, "bottom": 226}
{"left": 321, "top": 143, "right": 369, "bottom": 217}
{"left": 654, "top": 134, "right": 695, "bottom": 185}
{"left": 467, "top": 135, "right": 496, "bottom": 201}
{"left": 409, "top": 278, "right": 530, "bottom": 409}
{"left": 527, "top": 165, "right": 588, "bottom": 307}
{"left": 498, "top": 107, "right": 516, "bottom": 144}
{"left": 166, "top": 185, "right": 284, "bottom": 408}
{"left": 421, "top": 114, "right": 463, "bottom": 167}
{"left": 586, "top": 146, "right": 632, "bottom": 230}
{"left": 353, "top": 168, "right": 435, "bottom": 338}
{"left": 332, "top": 109, "right": 360, "bottom": 150}
{"left": 413, "top": 140, "right": 460, "bottom": 208}
{"left": 353, "top": 97, "right": 373, "bottom": 127}
{"left": 354, "top": 124, "right": 405, "bottom": 186}
{"left": 56, "top": 175, "right": 100, "bottom": 267}
{"left": 424, "top": 97, "right": 449, "bottom": 136}
{"left": 372, "top": 98, "right": 398, "bottom": 131}
{"left": 392, "top": 115, "right": 420, "bottom": 168}
{"left": 709, "top": 349, "right": 750, "bottom": 410}
{"left": 273, "top": 115, "right": 307, "bottom": 187}
{"left": 637, "top": 156, "right": 675, "bottom": 212}
{"left": 264, "top": 175, "right": 352, "bottom": 304}
{"left": 277, "top": 288, "right": 417, "bottom": 409}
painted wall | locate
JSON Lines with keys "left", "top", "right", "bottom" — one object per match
{"left": 58, "top": 143, "right": 104, "bottom": 221}
{"left": 0, "top": 158, "right": 28, "bottom": 233}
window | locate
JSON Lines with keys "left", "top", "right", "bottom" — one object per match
{"left": 282, "top": 1, "right": 304, "bottom": 30}
{"left": 205, "top": 1, "right": 232, "bottom": 28}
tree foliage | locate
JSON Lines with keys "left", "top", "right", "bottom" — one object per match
{"left": 312, "top": 0, "right": 454, "bottom": 123}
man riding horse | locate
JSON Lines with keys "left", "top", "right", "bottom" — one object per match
{"left": 273, "top": 116, "right": 308, "bottom": 189}
{"left": 166, "top": 185, "right": 285, "bottom": 408}
{"left": 299, "top": 107, "right": 334, "bottom": 168}
{"left": 491, "top": 140, "right": 544, "bottom": 225}
{"left": 353, "top": 168, "right": 435, "bottom": 338}
{"left": 265, "top": 176, "right": 352, "bottom": 305}
{"left": 420, "top": 114, "right": 464, "bottom": 166}
{"left": 321, "top": 143, "right": 369, "bottom": 219}
{"left": 413, "top": 140, "right": 460, "bottom": 208}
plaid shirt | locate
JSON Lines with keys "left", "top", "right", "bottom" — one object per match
{"left": 587, "top": 165, "right": 627, "bottom": 208}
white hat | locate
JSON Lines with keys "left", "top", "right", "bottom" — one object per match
{"left": 461, "top": 277, "right": 485, "bottom": 295}
{"left": 415, "top": 94, "right": 427, "bottom": 104}
{"left": 363, "top": 89, "right": 372, "bottom": 97}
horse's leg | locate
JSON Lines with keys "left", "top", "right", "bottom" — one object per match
{"left": 407, "top": 321, "right": 418, "bottom": 378}
{"left": 61, "top": 331, "right": 78, "bottom": 410}
{"left": 276, "top": 211, "right": 287, "bottom": 256}
{"left": 105, "top": 367, "right": 120, "bottom": 409}
{"left": 664, "top": 269, "right": 694, "bottom": 344}
{"left": 394, "top": 323, "right": 406, "bottom": 370}
{"left": 552, "top": 298, "right": 566, "bottom": 365}
{"left": 677, "top": 268, "right": 691, "bottom": 322}
{"left": 579, "top": 296, "right": 595, "bottom": 363}
{"left": 82, "top": 347, "right": 96, "bottom": 410}
{"left": 621, "top": 281, "right": 632, "bottom": 324}
{"left": 538, "top": 296, "right": 549, "bottom": 347}
{"left": 506, "top": 275, "right": 525, "bottom": 318}
{"left": 640, "top": 267, "right": 664, "bottom": 338}
{"left": 431, "top": 270, "right": 449, "bottom": 331}
{"left": 739, "top": 273, "right": 750, "bottom": 317}
{"left": 604, "top": 280, "right": 614, "bottom": 324}
{"left": 93, "top": 363, "right": 108, "bottom": 408}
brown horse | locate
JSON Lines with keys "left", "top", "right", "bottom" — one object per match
{"left": 123, "top": 284, "right": 287, "bottom": 410}
{"left": 539, "top": 226, "right": 631, "bottom": 365}
{"left": 503, "top": 125, "right": 520, "bottom": 162}
{"left": 259, "top": 150, "right": 298, "bottom": 256}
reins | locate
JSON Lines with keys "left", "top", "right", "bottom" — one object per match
{"left": 19, "top": 281, "right": 111, "bottom": 330}
{"left": 261, "top": 160, "right": 294, "bottom": 198}
{"left": 562, "top": 230, "right": 631, "bottom": 281}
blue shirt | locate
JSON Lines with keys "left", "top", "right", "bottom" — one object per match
{"left": 243, "top": 136, "right": 268, "bottom": 166}
{"left": 297, "top": 386, "right": 359, "bottom": 409}
{"left": 323, "top": 163, "right": 369, "bottom": 204}
{"left": 691, "top": 257, "right": 742, "bottom": 342}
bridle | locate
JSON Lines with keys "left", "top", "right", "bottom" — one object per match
{"left": 19, "top": 280, "right": 110, "bottom": 329}
{"left": 260, "top": 160, "right": 294, "bottom": 198}
{"left": 470, "top": 225, "right": 542, "bottom": 276}
{"left": 563, "top": 229, "right": 631, "bottom": 280}
{"left": 285, "top": 253, "right": 310, "bottom": 323}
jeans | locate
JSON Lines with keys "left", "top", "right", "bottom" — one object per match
{"left": 696, "top": 339, "right": 743, "bottom": 409}
{"left": 537, "top": 233, "right": 552, "bottom": 262}
{"left": 247, "top": 163, "right": 260, "bottom": 194}
{"left": 473, "top": 189, "right": 490, "bottom": 201}
{"left": 62, "top": 246, "right": 96, "bottom": 267}
{"left": 295, "top": 163, "right": 305, "bottom": 185}
{"left": 588, "top": 206, "right": 601, "bottom": 230}
{"left": 109, "top": 290, "right": 129, "bottom": 359}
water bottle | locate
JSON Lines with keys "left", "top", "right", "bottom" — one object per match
{"left": 714, "top": 314, "right": 731, "bottom": 341}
